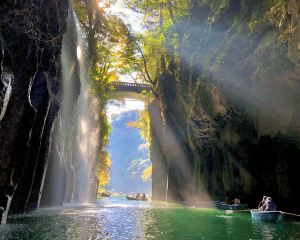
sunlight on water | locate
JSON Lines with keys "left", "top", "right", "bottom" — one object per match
{"left": 1, "top": 197, "right": 300, "bottom": 240}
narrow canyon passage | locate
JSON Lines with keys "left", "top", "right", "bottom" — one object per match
{"left": 1, "top": 0, "right": 300, "bottom": 239}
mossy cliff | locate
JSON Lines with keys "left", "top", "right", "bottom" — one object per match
{"left": 151, "top": 0, "right": 300, "bottom": 211}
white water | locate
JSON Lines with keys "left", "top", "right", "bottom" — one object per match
{"left": 73, "top": 15, "right": 100, "bottom": 203}
{"left": 45, "top": 11, "right": 99, "bottom": 205}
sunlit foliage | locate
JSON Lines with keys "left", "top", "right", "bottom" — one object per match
{"left": 127, "top": 110, "right": 151, "bottom": 148}
{"left": 97, "top": 150, "right": 112, "bottom": 192}
{"left": 141, "top": 165, "right": 152, "bottom": 181}
{"left": 73, "top": 0, "right": 138, "bottom": 95}
{"left": 73, "top": 0, "right": 137, "bottom": 191}
{"left": 128, "top": 110, "right": 152, "bottom": 181}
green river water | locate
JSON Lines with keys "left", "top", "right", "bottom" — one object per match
{"left": 1, "top": 197, "right": 299, "bottom": 240}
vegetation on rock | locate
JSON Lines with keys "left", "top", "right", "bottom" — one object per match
{"left": 72, "top": 0, "right": 300, "bottom": 209}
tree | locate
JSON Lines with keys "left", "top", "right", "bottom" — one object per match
{"left": 127, "top": 110, "right": 151, "bottom": 148}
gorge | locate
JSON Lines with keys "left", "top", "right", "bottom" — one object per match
{"left": 1, "top": 1, "right": 300, "bottom": 236}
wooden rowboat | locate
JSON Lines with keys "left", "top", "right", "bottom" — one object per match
{"left": 217, "top": 202, "right": 248, "bottom": 210}
{"left": 251, "top": 210, "right": 283, "bottom": 222}
{"left": 126, "top": 196, "right": 148, "bottom": 201}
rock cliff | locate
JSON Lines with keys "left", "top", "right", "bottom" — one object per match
{"left": 0, "top": 0, "right": 69, "bottom": 221}
{"left": 152, "top": 0, "right": 300, "bottom": 211}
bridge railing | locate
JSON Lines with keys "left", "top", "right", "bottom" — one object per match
{"left": 108, "top": 81, "right": 152, "bottom": 90}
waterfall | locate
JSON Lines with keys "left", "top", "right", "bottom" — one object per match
{"left": 41, "top": 9, "right": 99, "bottom": 206}
{"left": 73, "top": 14, "right": 100, "bottom": 203}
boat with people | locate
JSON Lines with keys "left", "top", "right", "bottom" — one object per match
{"left": 100, "top": 192, "right": 111, "bottom": 197}
{"left": 251, "top": 209, "right": 283, "bottom": 222}
{"left": 126, "top": 196, "right": 148, "bottom": 201}
{"left": 126, "top": 193, "right": 148, "bottom": 201}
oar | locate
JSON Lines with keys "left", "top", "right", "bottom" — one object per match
{"left": 226, "top": 209, "right": 252, "bottom": 214}
{"left": 280, "top": 211, "right": 300, "bottom": 218}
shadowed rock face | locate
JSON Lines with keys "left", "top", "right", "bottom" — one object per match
{"left": 0, "top": 0, "right": 69, "bottom": 219}
{"left": 152, "top": 0, "right": 300, "bottom": 211}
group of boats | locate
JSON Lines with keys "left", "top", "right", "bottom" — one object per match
{"left": 99, "top": 191, "right": 148, "bottom": 201}
{"left": 217, "top": 202, "right": 299, "bottom": 223}
{"left": 99, "top": 192, "right": 297, "bottom": 222}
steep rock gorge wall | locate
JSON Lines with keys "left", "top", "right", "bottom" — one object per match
{"left": 154, "top": 0, "right": 300, "bottom": 211}
{"left": 0, "top": 0, "right": 69, "bottom": 220}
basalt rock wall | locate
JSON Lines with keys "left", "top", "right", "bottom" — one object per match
{"left": 0, "top": 0, "right": 69, "bottom": 220}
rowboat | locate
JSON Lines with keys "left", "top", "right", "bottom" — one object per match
{"left": 126, "top": 196, "right": 148, "bottom": 201}
{"left": 251, "top": 210, "right": 283, "bottom": 222}
{"left": 217, "top": 202, "right": 248, "bottom": 210}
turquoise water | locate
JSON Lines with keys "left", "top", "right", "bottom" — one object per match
{"left": 1, "top": 197, "right": 300, "bottom": 240}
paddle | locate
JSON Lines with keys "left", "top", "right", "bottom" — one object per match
{"left": 280, "top": 211, "right": 300, "bottom": 218}
{"left": 226, "top": 209, "right": 252, "bottom": 214}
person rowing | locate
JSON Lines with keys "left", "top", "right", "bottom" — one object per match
{"left": 234, "top": 198, "right": 241, "bottom": 205}
{"left": 136, "top": 193, "right": 141, "bottom": 200}
{"left": 263, "top": 197, "right": 276, "bottom": 211}
{"left": 258, "top": 196, "right": 267, "bottom": 210}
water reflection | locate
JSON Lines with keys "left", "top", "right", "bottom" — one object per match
{"left": 1, "top": 197, "right": 300, "bottom": 240}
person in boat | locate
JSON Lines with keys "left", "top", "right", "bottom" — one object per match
{"left": 142, "top": 193, "right": 146, "bottom": 200}
{"left": 258, "top": 196, "right": 267, "bottom": 210}
{"left": 263, "top": 197, "right": 276, "bottom": 211}
{"left": 136, "top": 193, "right": 141, "bottom": 199}
{"left": 224, "top": 195, "right": 232, "bottom": 205}
{"left": 234, "top": 198, "right": 241, "bottom": 205}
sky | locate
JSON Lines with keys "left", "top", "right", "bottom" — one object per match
{"left": 102, "top": 2, "right": 151, "bottom": 194}
{"left": 105, "top": 0, "right": 144, "bottom": 33}
{"left": 106, "top": 99, "right": 151, "bottom": 195}
{"left": 106, "top": 99, "right": 145, "bottom": 121}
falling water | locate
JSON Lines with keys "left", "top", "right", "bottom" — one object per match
{"left": 73, "top": 14, "right": 100, "bottom": 203}
{"left": 41, "top": 9, "right": 99, "bottom": 206}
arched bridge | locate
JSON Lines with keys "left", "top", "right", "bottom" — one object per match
{"left": 108, "top": 81, "right": 151, "bottom": 93}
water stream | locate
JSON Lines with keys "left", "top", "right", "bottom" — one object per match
{"left": 73, "top": 13, "right": 100, "bottom": 204}
{"left": 1, "top": 197, "right": 300, "bottom": 240}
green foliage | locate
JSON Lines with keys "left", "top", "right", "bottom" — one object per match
{"left": 141, "top": 165, "right": 152, "bottom": 181}
{"left": 97, "top": 150, "right": 112, "bottom": 191}
{"left": 73, "top": 0, "right": 136, "bottom": 190}
{"left": 73, "top": 0, "right": 295, "bottom": 197}
{"left": 127, "top": 110, "right": 151, "bottom": 148}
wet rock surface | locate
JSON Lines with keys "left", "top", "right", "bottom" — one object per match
{"left": 0, "top": 0, "right": 69, "bottom": 219}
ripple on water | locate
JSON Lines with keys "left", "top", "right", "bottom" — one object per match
{"left": 1, "top": 198, "right": 300, "bottom": 240}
